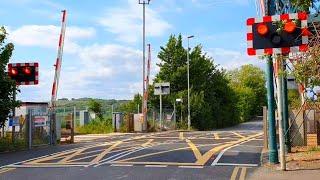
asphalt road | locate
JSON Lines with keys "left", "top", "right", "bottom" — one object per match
{"left": 0, "top": 120, "right": 264, "bottom": 180}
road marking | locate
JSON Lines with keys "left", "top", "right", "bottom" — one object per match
{"left": 145, "top": 165, "right": 168, "bottom": 168}
{"left": 214, "top": 133, "right": 220, "bottom": 139}
{"left": 59, "top": 147, "right": 87, "bottom": 163}
{"left": 211, "top": 133, "right": 263, "bottom": 166}
{"left": 239, "top": 167, "right": 247, "bottom": 180}
{"left": 8, "top": 164, "right": 86, "bottom": 168}
{"left": 91, "top": 141, "right": 122, "bottom": 164}
{"left": 0, "top": 168, "right": 15, "bottom": 174}
{"left": 178, "top": 166, "right": 203, "bottom": 169}
{"left": 104, "top": 161, "right": 197, "bottom": 166}
{"left": 196, "top": 143, "right": 232, "bottom": 165}
{"left": 179, "top": 132, "right": 184, "bottom": 140}
{"left": 232, "top": 132, "right": 245, "bottom": 138}
{"left": 230, "top": 167, "right": 240, "bottom": 180}
{"left": 110, "top": 164, "right": 133, "bottom": 167}
{"left": 142, "top": 139, "right": 154, "bottom": 147}
{"left": 215, "top": 163, "right": 258, "bottom": 167}
{"left": 186, "top": 139, "right": 202, "bottom": 160}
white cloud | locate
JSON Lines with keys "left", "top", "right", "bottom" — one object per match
{"left": 206, "top": 48, "right": 264, "bottom": 70}
{"left": 98, "top": 0, "right": 171, "bottom": 43}
{"left": 8, "top": 25, "right": 95, "bottom": 54}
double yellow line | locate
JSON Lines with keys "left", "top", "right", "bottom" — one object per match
{"left": 0, "top": 168, "right": 15, "bottom": 174}
{"left": 230, "top": 167, "right": 247, "bottom": 180}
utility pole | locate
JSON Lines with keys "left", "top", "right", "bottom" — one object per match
{"left": 50, "top": 10, "right": 67, "bottom": 145}
{"left": 276, "top": 58, "right": 286, "bottom": 170}
{"left": 187, "top": 35, "right": 194, "bottom": 131}
{"left": 282, "top": 63, "right": 290, "bottom": 153}
{"left": 159, "top": 94, "right": 162, "bottom": 131}
{"left": 139, "top": 0, "right": 151, "bottom": 131}
{"left": 266, "top": 0, "right": 279, "bottom": 164}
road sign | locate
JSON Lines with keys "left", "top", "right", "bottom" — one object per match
{"left": 9, "top": 117, "right": 20, "bottom": 126}
{"left": 154, "top": 82, "right": 170, "bottom": 95}
{"left": 34, "top": 116, "right": 47, "bottom": 127}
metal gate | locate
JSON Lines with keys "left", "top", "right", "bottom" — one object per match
{"left": 27, "top": 110, "right": 51, "bottom": 148}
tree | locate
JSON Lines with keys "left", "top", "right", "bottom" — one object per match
{"left": 88, "top": 99, "right": 103, "bottom": 120}
{"left": 0, "top": 27, "right": 20, "bottom": 128}
{"left": 149, "top": 34, "right": 239, "bottom": 130}
{"left": 228, "top": 65, "right": 267, "bottom": 121}
{"left": 119, "top": 94, "right": 142, "bottom": 114}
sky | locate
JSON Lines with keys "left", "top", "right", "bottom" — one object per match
{"left": 1, "top": 0, "right": 264, "bottom": 101}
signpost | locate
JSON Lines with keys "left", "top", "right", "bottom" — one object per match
{"left": 154, "top": 82, "right": 170, "bottom": 130}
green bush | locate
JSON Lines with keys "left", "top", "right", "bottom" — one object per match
{"left": 0, "top": 137, "right": 27, "bottom": 152}
{"left": 76, "top": 118, "right": 113, "bottom": 134}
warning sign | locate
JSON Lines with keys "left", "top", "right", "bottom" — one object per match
{"left": 34, "top": 116, "right": 47, "bottom": 127}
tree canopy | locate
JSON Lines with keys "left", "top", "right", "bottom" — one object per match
{"left": 149, "top": 34, "right": 239, "bottom": 130}
{"left": 0, "top": 27, "right": 20, "bottom": 128}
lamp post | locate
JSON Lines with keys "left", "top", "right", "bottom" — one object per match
{"left": 187, "top": 35, "right": 194, "bottom": 131}
{"left": 139, "top": 0, "right": 151, "bottom": 131}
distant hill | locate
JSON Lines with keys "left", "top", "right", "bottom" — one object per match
{"left": 55, "top": 98, "right": 129, "bottom": 114}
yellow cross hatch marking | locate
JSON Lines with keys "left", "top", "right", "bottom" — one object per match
{"left": 214, "top": 133, "right": 220, "bottom": 139}
{"left": 91, "top": 141, "right": 122, "bottom": 164}
{"left": 186, "top": 139, "right": 202, "bottom": 160}
{"left": 141, "top": 139, "right": 154, "bottom": 147}
{"left": 0, "top": 168, "right": 15, "bottom": 174}
{"left": 179, "top": 132, "right": 184, "bottom": 140}
{"left": 232, "top": 132, "right": 245, "bottom": 138}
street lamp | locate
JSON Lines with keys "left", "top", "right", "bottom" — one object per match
{"left": 138, "top": 0, "right": 151, "bottom": 131}
{"left": 187, "top": 35, "right": 194, "bottom": 131}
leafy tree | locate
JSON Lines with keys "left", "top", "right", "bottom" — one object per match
{"left": 88, "top": 99, "right": 103, "bottom": 120}
{"left": 0, "top": 27, "right": 20, "bottom": 128}
{"left": 150, "top": 34, "right": 239, "bottom": 130}
{"left": 228, "top": 65, "right": 266, "bottom": 121}
{"left": 119, "top": 94, "right": 142, "bottom": 114}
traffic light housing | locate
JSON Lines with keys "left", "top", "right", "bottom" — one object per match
{"left": 8, "top": 63, "right": 39, "bottom": 85}
{"left": 247, "top": 12, "right": 309, "bottom": 56}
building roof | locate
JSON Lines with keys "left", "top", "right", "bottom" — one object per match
{"left": 20, "top": 102, "right": 49, "bottom": 106}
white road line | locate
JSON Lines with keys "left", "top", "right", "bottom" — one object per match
{"left": 110, "top": 164, "right": 133, "bottom": 167}
{"left": 211, "top": 138, "right": 259, "bottom": 166}
{"left": 215, "top": 163, "right": 258, "bottom": 167}
{"left": 7, "top": 164, "right": 86, "bottom": 168}
{"left": 145, "top": 165, "right": 168, "bottom": 168}
{"left": 178, "top": 166, "right": 204, "bottom": 169}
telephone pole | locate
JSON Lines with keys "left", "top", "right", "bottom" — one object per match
{"left": 139, "top": 0, "right": 151, "bottom": 131}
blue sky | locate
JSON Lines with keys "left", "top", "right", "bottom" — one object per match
{"left": 2, "top": 0, "right": 264, "bottom": 101}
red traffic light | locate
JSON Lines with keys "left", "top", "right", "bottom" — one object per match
{"left": 10, "top": 68, "right": 18, "bottom": 76}
{"left": 284, "top": 21, "right": 296, "bottom": 33}
{"left": 23, "top": 67, "right": 31, "bottom": 75}
{"left": 257, "top": 23, "right": 268, "bottom": 36}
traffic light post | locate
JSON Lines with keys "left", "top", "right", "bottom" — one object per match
{"left": 246, "top": 12, "right": 310, "bottom": 168}
{"left": 8, "top": 62, "right": 39, "bottom": 143}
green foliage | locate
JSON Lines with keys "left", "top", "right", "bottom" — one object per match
{"left": 291, "top": 0, "right": 320, "bottom": 11}
{"left": 228, "top": 65, "right": 267, "bottom": 121}
{"left": 88, "top": 99, "right": 103, "bottom": 120}
{"left": 75, "top": 118, "right": 113, "bottom": 134}
{"left": 0, "top": 137, "right": 27, "bottom": 152}
{"left": 288, "top": 89, "right": 301, "bottom": 109}
{"left": 149, "top": 34, "right": 239, "bottom": 130}
{"left": 0, "top": 26, "right": 20, "bottom": 128}
{"left": 119, "top": 94, "right": 142, "bottom": 113}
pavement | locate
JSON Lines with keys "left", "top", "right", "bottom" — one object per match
{"left": 0, "top": 120, "right": 264, "bottom": 180}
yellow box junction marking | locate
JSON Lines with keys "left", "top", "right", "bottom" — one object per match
{"left": 91, "top": 141, "right": 122, "bottom": 164}
{"left": 142, "top": 139, "right": 154, "bottom": 147}
{"left": 232, "top": 132, "right": 245, "bottom": 138}
{"left": 0, "top": 168, "right": 15, "bottom": 174}
{"left": 179, "top": 132, "right": 184, "bottom": 140}
{"left": 214, "top": 133, "right": 220, "bottom": 139}
{"left": 186, "top": 139, "right": 202, "bottom": 160}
